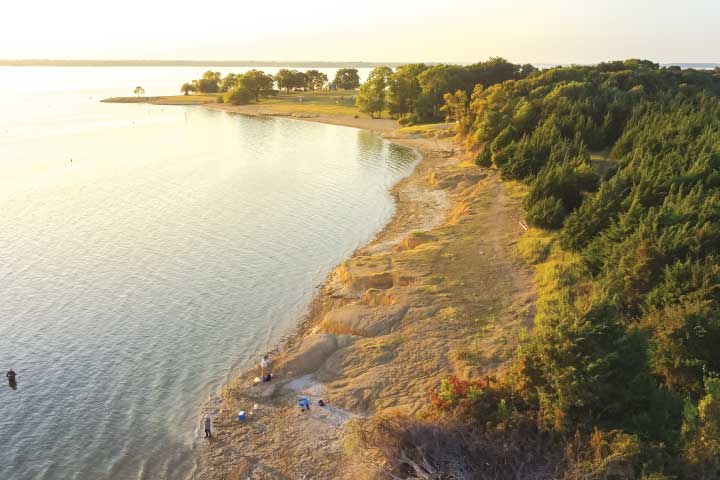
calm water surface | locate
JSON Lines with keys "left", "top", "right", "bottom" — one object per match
{"left": 0, "top": 67, "right": 415, "bottom": 479}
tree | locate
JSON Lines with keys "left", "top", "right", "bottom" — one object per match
{"left": 356, "top": 67, "right": 392, "bottom": 118}
{"left": 239, "top": 69, "right": 275, "bottom": 101}
{"left": 192, "top": 70, "right": 221, "bottom": 93}
{"left": 304, "top": 70, "right": 328, "bottom": 90}
{"left": 387, "top": 63, "right": 427, "bottom": 118}
{"left": 134, "top": 86, "right": 145, "bottom": 97}
{"left": 275, "top": 69, "right": 307, "bottom": 92}
{"left": 219, "top": 73, "right": 238, "bottom": 92}
{"left": 334, "top": 68, "right": 360, "bottom": 90}
{"left": 291, "top": 71, "right": 308, "bottom": 91}
{"left": 441, "top": 89, "right": 469, "bottom": 125}
{"left": 682, "top": 373, "right": 720, "bottom": 477}
{"left": 224, "top": 85, "right": 254, "bottom": 105}
{"left": 181, "top": 83, "right": 195, "bottom": 96}
{"left": 416, "top": 65, "right": 466, "bottom": 121}
{"left": 274, "top": 69, "right": 293, "bottom": 92}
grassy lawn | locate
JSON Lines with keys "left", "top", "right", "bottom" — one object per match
{"left": 102, "top": 90, "right": 363, "bottom": 116}
{"left": 395, "top": 122, "right": 450, "bottom": 135}
{"left": 256, "top": 90, "right": 359, "bottom": 116}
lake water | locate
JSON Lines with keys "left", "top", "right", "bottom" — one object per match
{"left": 0, "top": 67, "right": 416, "bottom": 479}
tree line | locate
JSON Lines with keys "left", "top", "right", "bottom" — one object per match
{"left": 180, "top": 68, "right": 361, "bottom": 104}
{"left": 363, "top": 60, "right": 720, "bottom": 479}
{"left": 354, "top": 58, "right": 538, "bottom": 121}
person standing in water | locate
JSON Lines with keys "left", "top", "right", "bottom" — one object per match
{"left": 6, "top": 369, "right": 17, "bottom": 390}
{"left": 204, "top": 414, "right": 212, "bottom": 439}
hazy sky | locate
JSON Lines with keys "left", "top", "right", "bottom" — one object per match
{"left": 1, "top": 0, "right": 718, "bottom": 63}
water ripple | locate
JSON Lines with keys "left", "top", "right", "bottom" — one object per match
{"left": 0, "top": 95, "right": 417, "bottom": 479}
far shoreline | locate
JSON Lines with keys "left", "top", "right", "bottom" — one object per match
{"left": 101, "top": 94, "right": 401, "bottom": 134}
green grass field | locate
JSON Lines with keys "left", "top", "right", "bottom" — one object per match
{"left": 253, "top": 91, "right": 360, "bottom": 116}
{"left": 103, "top": 90, "right": 362, "bottom": 115}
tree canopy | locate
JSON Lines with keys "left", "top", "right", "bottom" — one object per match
{"left": 274, "top": 69, "right": 306, "bottom": 92}
{"left": 435, "top": 59, "right": 720, "bottom": 478}
{"left": 304, "top": 70, "right": 328, "bottom": 90}
{"left": 356, "top": 67, "right": 392, "bottom": 118}
{"left": 191, "top": 70, "right": 221, "bottom": 93}
{"left": 355, "top": 58, "right": 535, "bottom": 123}
{"left": 333, "top": 68, "right": 360, "bottom": 90}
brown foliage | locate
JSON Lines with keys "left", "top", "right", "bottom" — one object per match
{"left": 350, "top": 416, "right": 560, "bottom": 480}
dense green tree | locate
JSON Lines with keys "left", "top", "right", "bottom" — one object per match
{"left": 274, "top": 68, "right": 306, "bottom": 91}
{"left": 274, "top": 68, "right": 293, "bottom": 91}
{"left": 224, "top": 85, "right": 254, "bottom": 105}
{"left": 440, "top": 89, "right": 469, "bottom": 125}
{"left": 387, "top": 63, "right": 427, "bottom": 118}
{"left": 444, "top": 59, "right": 720, "bottom": 473}
{"left": 180, "top": 83, "right": 195, "bottom": 95}
{"left": 182, "top": 69, "right": 275, "bottom": 104}
{"left": 519, "top": 297, "right": 658, "bottom": 433}
{"left": 304, "top": 69, "right": 328, "bottom": 90}
{"left": 192, "top": 70, "right": 221, "bottom": 93}
{"left": 239, "top": 69, "right": 275, "bottom": 101}
{"left": 218, "top": 73, "right": 239, "bottom": 92}
{"left": 416, "top": 65, "right": 466, "bottom": 120}
{"left": 415, "top": 58, "right": 531, "bottom": 122}
{"left": 356, "top": 67, "right": 392, "bottom": 118}
{"left": 333, "top": 68, "right": 360, "bottom": 90}
{"left": 682, "top": 373, "right": 720, "bottom": 477}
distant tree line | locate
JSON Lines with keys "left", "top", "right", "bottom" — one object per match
{"left": 354, "top": 58, "right": 537, "bottom": 121}
{"left": 180, "top": 68, "right": 361, "bottom": 105}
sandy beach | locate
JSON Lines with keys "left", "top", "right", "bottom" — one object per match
{"left": 187, "top": 103, "right": 536, "bottom": 479}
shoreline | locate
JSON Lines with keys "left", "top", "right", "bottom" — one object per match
{"left": 201, "top": 102, "right": 400, "bottom": 135}
{"left": 101, "top": 95, "right": 534, "bottom": 478}
{"left": 185, "top": 102, "right": 535, "bottom": 478}
{"left": 190, "top": 102, "right": 451, "bottom": 479}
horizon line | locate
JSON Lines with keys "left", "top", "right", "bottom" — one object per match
{"left": 1, "top": 59, "right": 718, "bottom": 68}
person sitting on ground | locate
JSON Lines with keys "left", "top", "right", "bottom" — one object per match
{"left": 298, "top": 396, "right": 310, "bottom": 413}
{"left": 204, "top": 414, "right": 212, "bottom": 439}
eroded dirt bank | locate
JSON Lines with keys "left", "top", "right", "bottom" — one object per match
{"left": 192, "top": 118, "right": 535, "bottom": 480}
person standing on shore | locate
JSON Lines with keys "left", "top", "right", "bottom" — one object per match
{"left": 204, "top": 414, "right": 212, "bottom": 439}
{"left": 260, "top": 355, "right": 269, "bottom": 378}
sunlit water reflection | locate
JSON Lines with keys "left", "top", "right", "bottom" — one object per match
{"left": 0, "top": 67, "right": 416, "bottom": 479}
